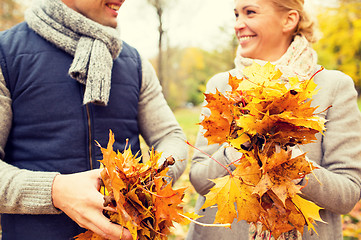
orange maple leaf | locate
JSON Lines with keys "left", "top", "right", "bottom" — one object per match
{"left": 201, "top": 90, "right": 234, "bottom": 145}
{"left": 75, "top": 130, "right": 198, "bottom": 240}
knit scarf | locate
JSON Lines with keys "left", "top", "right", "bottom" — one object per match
{"left": 234, "top": 35, "right": 318, "bottom": 82}
{"left": 25, "top": 0, "right": 123, "bottom": 105}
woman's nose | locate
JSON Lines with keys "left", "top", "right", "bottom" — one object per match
{"left": 234, "top": 18, "right": 246, "bottom": 31}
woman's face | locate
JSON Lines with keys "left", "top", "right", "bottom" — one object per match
{"left": 234, "top": 0, "right": 292, "bottom": 61}
{"left": 62, "top": 0, "right": 125, "bottom": 28}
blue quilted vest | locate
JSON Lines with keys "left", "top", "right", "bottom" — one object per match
{"left": 0, "top": 22, "right": 142, "bottom": 239}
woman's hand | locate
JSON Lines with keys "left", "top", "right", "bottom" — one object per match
{"left": 52, "top": 169, "right": 132, "bottom": 240}
{"left": 224, "top": 146, "right": 243, "bottom": 171}
{"left": 289, "top": 145, "right": 307, "bottom": 185}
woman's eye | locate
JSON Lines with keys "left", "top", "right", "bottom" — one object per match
{"left": 235, "top": 13, "right": 239, "bottom": 18}
{"left": 246, "top": 10, "right": 256, "bottom": 15}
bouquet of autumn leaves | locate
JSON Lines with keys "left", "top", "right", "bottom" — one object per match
{"left": 199, "top": 62, "right": 327, "bottom": 238}
{"left": 75, "top": 131, "right": 198, "bottom": 240}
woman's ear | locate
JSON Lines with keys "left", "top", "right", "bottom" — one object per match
{"left": 283, "top": 10, "right": 300, "bottom": 34}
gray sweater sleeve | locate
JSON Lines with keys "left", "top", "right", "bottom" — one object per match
{"left": 137, "top": 56, "right": 188, "bottom": 182}
{"left": 0, "top": 69, "right": 60, "bottom": 214}
{"left": 189, "top": 72, "right": 236, "bottom": 195}
{"left": 299, "top": 70, "right": 361, "bottom": 214}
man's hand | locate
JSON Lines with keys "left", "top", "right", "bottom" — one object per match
{"left": 52, "top": 169, "right": 132, "bottom": 240}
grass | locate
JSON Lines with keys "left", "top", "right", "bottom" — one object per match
{"left": 173, "top": 107, "right": 201, "bottom": 144}
{"left": 168, "top": 107, "right": 200, "bottom": 240}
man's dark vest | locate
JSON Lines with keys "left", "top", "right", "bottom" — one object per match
{"left": 0, "top": 22, "right": 142, "bottom": 239}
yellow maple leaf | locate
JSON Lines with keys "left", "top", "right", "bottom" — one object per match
{"left": 202, "top": 173, "right": 262, "bottom": 224}
{"left": 243, "top": 62, "right": 283, "bottom": 85}
{"left": 228, "top": 130, "right": 250, "bottom": 149}
{"left": 298, "top": 78, "right": 319, "bottom": 100}
{"left": 292, "top": 194, "right": 325, "bottom": 234}
{"left": 201, "top": 90, "right": 234, "bottom": 145}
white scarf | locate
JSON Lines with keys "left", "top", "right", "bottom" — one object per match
{"left": 234, "top": 35, "right": 319, "bottom": 81}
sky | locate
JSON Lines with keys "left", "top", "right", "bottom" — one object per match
{"left": 117, "top": 0, "right": 236, "bottom": 58}
{"left": 117, "top": 0, "right": 338, "bottom": 59}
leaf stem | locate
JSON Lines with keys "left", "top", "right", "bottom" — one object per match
{"left": 138, "top": 185, "right": 177, "bottom": 198}
{"left": 178, "top": 213, "right": 231, "bottom": 228}
{"left": 310, "top": 66, "right": 324, "bottom": 80}
{"left": 186, "top": 141, "right": 233, "bottom": 176}
{"left": 226, "top": 154, "right": 245, "bottom": 167}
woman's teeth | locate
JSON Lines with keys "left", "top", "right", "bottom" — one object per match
{"left": 107, "top": 4, "right": 120, "bottom": 11}
{"left": 239, "top": 36, "right": 255, "bottom": 41}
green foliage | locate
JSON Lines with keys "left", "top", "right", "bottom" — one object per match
{"left": 173, "top": 107, "right": 200, "bottom": 144}
{"left": 156, "top": 37, "right": 238, "bottom": 109}
{"left": 343, "top": 201, "right": 361, "bottom": 239}
{"left": 313, "top": 1, "right": 361, "bottom": 92}
{"left": 169, "top": 107, "right": 200, "bottom": 240}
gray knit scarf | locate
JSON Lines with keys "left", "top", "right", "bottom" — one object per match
{"left": 25, "top": 0, "right": 123, "bottom": 105}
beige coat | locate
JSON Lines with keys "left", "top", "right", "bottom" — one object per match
{"left": 187, "top": 68, "right": 361, "bottom": 240}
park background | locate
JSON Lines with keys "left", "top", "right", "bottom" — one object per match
{"left": 1, "top": 0, "right": 361, "bottom": 239}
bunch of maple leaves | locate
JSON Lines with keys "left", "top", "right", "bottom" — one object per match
{"left": 75, "top": 131, "right": 197, "bottom": 240}
{"left": 199, "top": 62, "right": 326, "bottom": 238}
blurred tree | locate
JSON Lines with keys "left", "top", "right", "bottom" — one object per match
{"left": 0, "top": 0, "right": 24, "bottom": 31}
{"left": 314, "top": 0, "right": 361, "bottom": 92}
{"left": 145, "top": 1, "right": 238, "bottom": 106}
{"left": 146, "top": 0, "right": 175, "bottom": 98}
{"left": 158, "top": 34, "right": 238, "bottom": 109}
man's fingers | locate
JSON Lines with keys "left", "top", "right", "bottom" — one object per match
{"left": 94, "top": 215, "right": 132, "bottom": 240}
{"left": 104, "top": 205, "right": 117, "bottom": 213}
{"left": 52, "top": 170, "right": 133, "bottom": 239}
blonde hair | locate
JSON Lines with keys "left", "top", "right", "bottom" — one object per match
{"left": 271, "top": 0, "right": 318, "bottom": 43}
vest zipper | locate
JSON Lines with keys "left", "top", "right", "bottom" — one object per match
{"left": 85, "top": 103, "right": 93, "bottom": 170}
